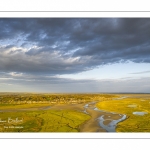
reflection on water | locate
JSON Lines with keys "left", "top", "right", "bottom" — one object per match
{"left": 97, "top": 114, "right": 126, "bottom": 132}
{"left": 133, "top": 111, "right": 148, "bottom": 116}
{"left": 83, "top": 102, "right": 126, "bottom": 132}
{"left": 83, "top": 104, "right": 89, "bottom": 114}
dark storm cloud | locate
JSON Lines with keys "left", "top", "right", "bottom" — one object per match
{"left": 0, "top": 18, "right": 150, "bottom": 75}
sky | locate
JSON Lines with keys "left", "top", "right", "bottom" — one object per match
{"left": 0, "top": 18, "right": 150, "bottom": 93}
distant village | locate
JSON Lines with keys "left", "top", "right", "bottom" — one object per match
{"left": 0, "top": 93, "right": 115, "bottom": 104}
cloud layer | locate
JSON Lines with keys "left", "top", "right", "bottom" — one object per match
{"left": 1, "top": 71, "right": 150, "bottom": 93}
{"left": 0, "top": 18, "right": 150, "bottom": 75}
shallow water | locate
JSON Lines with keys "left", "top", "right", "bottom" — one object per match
{"left": 133, "top": 111, "right": 148, "bottom": 116}
{"left": 83, "top": 102, "right": 126, "bottom": 132}
{"left": 97, "top": 114, "right": 126, "bottom": 132}
{"left": 84, "top": 104, "right": 89, "bottom": 108}
{"left": 83, "top": 109, "right": 89, "bottom": 114}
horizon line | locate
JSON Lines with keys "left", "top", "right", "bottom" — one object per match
{"left": 0, "top": 92, "right": 150, "bottom": 94}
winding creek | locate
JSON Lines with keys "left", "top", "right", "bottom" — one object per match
{"left": 82, "top": 101, "right": 127, "bottom": 132}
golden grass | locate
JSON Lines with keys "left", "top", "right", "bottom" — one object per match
{"left": 96, "top": 97, "right": 150, "bottom": 132}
